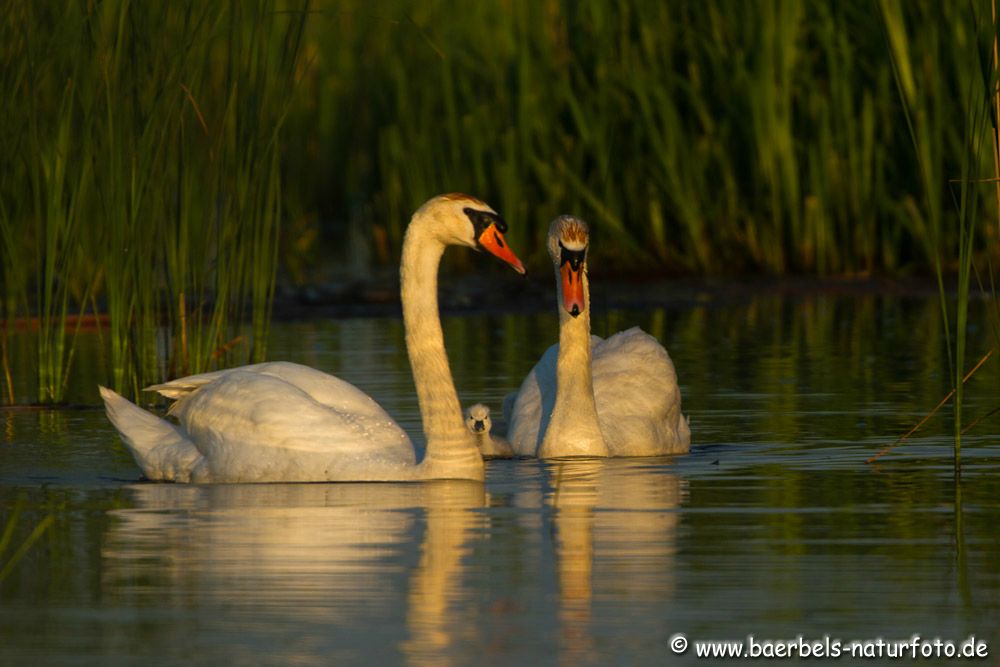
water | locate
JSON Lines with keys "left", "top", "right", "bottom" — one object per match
{"left": 2, "top": 292, "right": 1000, "bottom": 665}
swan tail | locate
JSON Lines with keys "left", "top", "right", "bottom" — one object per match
{"left": 99, "top": 386, "right": 203, "bottom": 482}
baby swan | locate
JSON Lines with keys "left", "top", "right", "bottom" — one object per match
{"left": 464, "top": 403, "right": 514, "bottom": 459}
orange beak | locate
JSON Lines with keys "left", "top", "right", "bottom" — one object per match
{"left": 478, "top": 224, "right": 526, "bottom": 274}
{"left": 560, "top": 262, "right": 585, "bottom": 317}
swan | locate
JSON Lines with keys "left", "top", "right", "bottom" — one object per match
{"left": 464, "top": 403, "right": 514, "bottom": 459}
{"left": 505, "top": 215, "right": 690, "bottom": 458}
{"left": 99, "top": 193, "right": 526, "bottom": 483}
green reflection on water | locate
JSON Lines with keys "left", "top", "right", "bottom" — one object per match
{"left": 1, "top": 293, "right": 999, "bottom": 662}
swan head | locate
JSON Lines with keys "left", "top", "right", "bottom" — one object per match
{"left": 464, "top": 403, "right": 492, "bottom": 434}
{"left": 547, "top": 215, "right": 589, "bottom": 318}
{"left": 415, "top": 193, "right": 526, "bottom": 274}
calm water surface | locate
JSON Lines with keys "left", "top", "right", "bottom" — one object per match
{"left": 2, "top": 293, "right": 1000, "bottom": 665}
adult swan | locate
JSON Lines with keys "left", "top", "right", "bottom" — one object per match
{"left": 505, "top": 215, "right": 689, "bottom": 458}
{"left": 100, "top": 194, "right": 526, "bottom": 483}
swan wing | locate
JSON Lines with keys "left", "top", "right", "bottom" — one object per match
{"left": 148, "top": 361, "right": 393, "bottom": 423}
{"left": 501, "top": 391, "right": 518, "bottom": 425}
{"left": 591, "top": 327, "right": 690, "bottom": 455}
{"left": 169, "top": 370, "right": 416, "bottom": 482}
{"left": 505, "top": 343, "right": 555, "bottom": 456}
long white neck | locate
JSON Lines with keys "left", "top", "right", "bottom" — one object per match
{"left": 538, "top": 269, "right": 609, "bottom": 458}
{"left": 400, "top": 216, "right": 484, "bottom": 480}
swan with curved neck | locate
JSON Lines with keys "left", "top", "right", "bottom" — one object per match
{"left": 99, "top": 194, "right": 525, "bottom": 483}
{"left": 505, "top": 215, "right": 690, "bottom": 458}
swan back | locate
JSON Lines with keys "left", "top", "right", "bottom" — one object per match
{"left": 151, "top": 362, "right": 395, "bottom": 421}
{"left": 170, "top": 370, "right": 417, "bottom": 482}
{"left": 591, "top": 328, "right": 691, "bottom": 456}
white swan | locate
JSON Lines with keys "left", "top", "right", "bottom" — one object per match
{"left": 99, "top": 193, "right": 526, "bottom": 483}
{"left": 505, "top": 215, "right": 690, "bottom": 458}
{"left": 464, "top": 403, "right": 514, "bottom": 459}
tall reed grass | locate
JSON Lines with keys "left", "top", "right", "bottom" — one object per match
{"left": 878, "top": 0, "right": 999, "bottom": 466}
{"left": 3, "top": 0, "right": 1000, "bottom": 405}
{"left": 1, "top": 1, "right": 305, "bottom": 402}
{"left": 284, "top": 0, "right": 998, "bottom": 274}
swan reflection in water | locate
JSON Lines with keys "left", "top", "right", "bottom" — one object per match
{"left": 100, "top": 460, "right": 683, "bottom": 664}
{"left": 539, "top": 458, "right": 685, "bottom": 664}
{"left": 102, "top": 481, "right": 486, "bottom": 665}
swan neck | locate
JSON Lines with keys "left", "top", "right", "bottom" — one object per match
{"left": 540, "top": 269, "right": 608, "bottom": 457}
{"left": 556, "top": 302, "right": 595, "bottom": 397}
{"left": 400, "top": 217, "right": 483, "bottom": 479}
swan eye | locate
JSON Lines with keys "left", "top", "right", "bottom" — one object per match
{"left": 558, "top": 241, "right": 586, "bottom": 271}
{"left": 464, "top": 207, "right": 508, "bottom": 237}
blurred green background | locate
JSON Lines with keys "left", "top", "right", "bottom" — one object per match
{"left": 3, "top": 0, "right": 1000, "bottom": 402}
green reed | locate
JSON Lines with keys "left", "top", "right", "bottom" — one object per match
{"left": 0, "top": 200, "right": 25, "bottom": 404}
{"left": 275, "top": 1, "right": 992, "bottom": 274}
{"left": 1, "top": 4, "right": 94, "bottom": 403}
{"left": 0, "top": 1, "right": 305, "bottom": 402}
{"left": 3, "top": 0, "right": 1000, "bottom": 405}
{"left": 878, "top": 0, "right": 1000, "bottom": 466}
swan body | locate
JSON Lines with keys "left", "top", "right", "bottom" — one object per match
{"left": 464, "top": 403, "right": 514, "bottom": 459}
{"left": 100, "top": 194, "right": 525, "bottom": 483}
{"left": 506, "top": 216, "right": 690, "bottom": 458}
